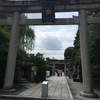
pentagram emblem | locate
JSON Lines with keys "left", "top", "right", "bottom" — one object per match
{"left": 45, "top": 8, "right": 51, "bottom": 15}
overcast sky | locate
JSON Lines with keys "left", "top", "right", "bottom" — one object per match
{"left": 26, "top": 12, "right": 78, "bottom": 60}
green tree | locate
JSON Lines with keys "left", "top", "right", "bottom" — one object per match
{"left": 88, "top": 24, "right": 100, "bottom": 87}
{"left": 19, "top": 25, "right": 35, "bottom": 50}
{"left": 14, "top": 48, "right": 27, "bottom": 83}
{"left": 26, "top": 53, "right": 47, "bottom": 83}
{"left": 0, "top": 12, "right": 35, "bottom": 84}
{"left": 64, "top": 47, "right": 74, "bottom": 59}
{"left": 0, "top": 12, "right": 35, "bottom": 51}
{"left": 73, "top": 30, "right": 81, "bottom": 66}
{"left": 0, "top": 27, "right": 10, "bottom": 87}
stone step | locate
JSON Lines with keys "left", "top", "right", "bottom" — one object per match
{"left": 21, "top": 78, "right": 30, "bottom": 83}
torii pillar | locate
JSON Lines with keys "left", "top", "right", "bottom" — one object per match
{"left": 3, "top": 11, "right": 21, "bottom": 90}
{"left": 79, "top": 9, "right": 99, "bottom": 98}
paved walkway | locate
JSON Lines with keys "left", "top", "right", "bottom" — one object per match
{"left": 19, "top": 73, "right": 72, "bottom": 99}
{"left": 67, "top": 77, "right": 100, "bottom": 100}
{"left": 0, "top": 73, "right": 100, "bottom": 100}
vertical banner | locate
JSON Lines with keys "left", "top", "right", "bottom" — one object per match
{"left": 42, "top": 2, "right": 55, "bottom": 22}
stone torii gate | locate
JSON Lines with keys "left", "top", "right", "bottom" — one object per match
{"left": 0, "top": 0, "right": 100, "bottom": 98}
{"left": 49, "top": 59, "right": 67, "bottom": 75}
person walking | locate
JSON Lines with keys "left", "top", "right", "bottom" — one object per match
{"left": 60, "top": 69, "right": 62, "bottom": 76}
{"left": 57, "top": 69, "right": 60, "bottom": 76}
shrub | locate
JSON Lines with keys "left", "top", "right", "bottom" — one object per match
{"left": 92, "top": 65, "right": 100, "bottom": 88}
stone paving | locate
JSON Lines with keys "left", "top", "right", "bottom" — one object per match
{"left": 19, "top": 73, "right": 72, "bottom": 99}
{"left": 0, "top": 74, "right": 99, "bottom": 100}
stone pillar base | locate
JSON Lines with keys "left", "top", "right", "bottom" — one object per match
{"left": 0, "top": 88, "right": 16, "bottom": 93}
{"left": 80, "top": 91, "right": 99, "bottom": 98}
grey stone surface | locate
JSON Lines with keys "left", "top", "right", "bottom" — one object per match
{"left": 79, "top": 9, "right": 98, "bottom": 98}
{"left": 0, "top": 1, "right": 100, "bottom": 13}
{"left": 0, "top": 74, "right": 72, "bottom": 99}
{"left": 3, "top": 11, "right": 21, "bottom": 90}
{"left": 67, "top": 76, "right": 100, "bottom": 100}
{"left": 1, "top": 17, "right": 100, "bottom": 26}
{"left": 0, "top": 75, "right": 100, "bottom": 100}
{"left": 41, "top": 81, "right": 48, "bottom": 97}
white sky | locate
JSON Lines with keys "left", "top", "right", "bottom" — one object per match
{"left": 26, "top": 12, "right": 78, "bottom": 60}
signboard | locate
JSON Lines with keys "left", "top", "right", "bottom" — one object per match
{"left": 42, "top": 2, "right": 55, "bottom": 22}
{"left": 46, "top": 70, "right": 50, "bottom": 77}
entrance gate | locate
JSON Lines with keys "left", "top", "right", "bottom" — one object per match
{"left": 0, "top": 0, "right": 100, "bottom": 98}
